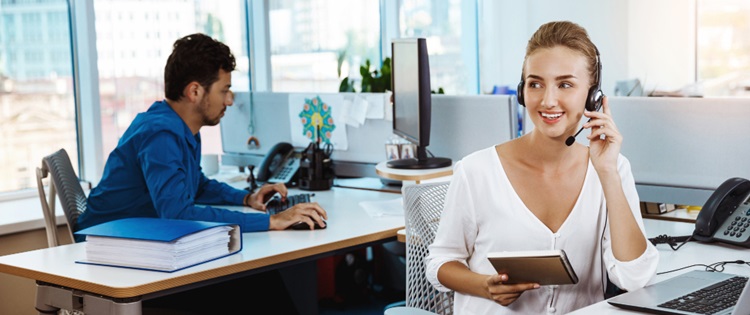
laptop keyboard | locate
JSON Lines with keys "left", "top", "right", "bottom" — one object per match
{"left": 658, "top": 276, "right": 748, "bottom": 315}
{"left": 266, "top": 193, "right": 314, "bottom": 215}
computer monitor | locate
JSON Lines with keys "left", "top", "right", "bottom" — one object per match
{"left": 387, "top": 38, "right": 451, "bottom": 169}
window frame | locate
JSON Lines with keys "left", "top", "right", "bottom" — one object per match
{"left": 0, "top": 0, "right": 480, "bottom": 199}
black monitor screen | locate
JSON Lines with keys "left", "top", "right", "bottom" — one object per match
{"left": 389, "top": 38, "right": 451, "bottom": 170}
{"left": 392, "top": 39, "right": 422, "bottom": 144}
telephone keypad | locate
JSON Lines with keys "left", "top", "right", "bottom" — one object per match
{"left": 268, "top": 157, "right": 301, "bottom": 184}
{"left": 716, "top": 204, "right": 750, "bottom": 244}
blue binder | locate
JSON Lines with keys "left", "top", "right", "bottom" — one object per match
{"left": 74, "top": 217, "right": 242, "bottom": 272}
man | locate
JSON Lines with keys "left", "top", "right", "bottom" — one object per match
{"left": 79, "top": 33, "right": 327, "bottom": 238}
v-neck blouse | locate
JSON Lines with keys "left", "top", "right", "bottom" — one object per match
{"left": 497, "top": 150, "right": 592, "bottom": 235}
{"left": 425, "top": 146, "right": 659, "bottom": 315}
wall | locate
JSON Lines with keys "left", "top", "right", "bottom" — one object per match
{"left": 479, "top": 0, "right": 695, "bottom": 95}
{"left": 0, "top": 226, "right": 72, "bottom": 315}
{"left": 628, "top": 0, "right": 695, "bottom": 91}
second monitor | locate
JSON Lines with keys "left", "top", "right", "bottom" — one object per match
{"left": 388, "top": 38, "right": 451, "bottom": 170}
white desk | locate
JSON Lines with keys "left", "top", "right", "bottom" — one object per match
{"left": 0, "top": 187, "right": 402, "bottom": 315}
{"left": 569, "top": 219, "right": 750, "bottom": 314}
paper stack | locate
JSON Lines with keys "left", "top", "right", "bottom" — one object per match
{"left": 75, "top": 218, "right": 242, "bottom": 272}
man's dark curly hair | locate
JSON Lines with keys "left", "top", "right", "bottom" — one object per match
{"left": 164, "top": 33, "right": 236, "bottom": 101}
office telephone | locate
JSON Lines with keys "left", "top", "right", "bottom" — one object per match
{"left": 256, "top": 142, "right": 300, "bottom": 185}
{"left": 692, "top": 177, "right": 750, "bottom": 247}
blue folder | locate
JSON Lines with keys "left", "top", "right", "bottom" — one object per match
{"left": 74, "top": 217, "right": 242, "bottom": 272}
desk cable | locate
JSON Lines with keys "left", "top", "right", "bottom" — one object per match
{"left": 657, "top": 260, "right": 750, "bottom": 276}
{"left": 649, "top": 234, "right": 693, "bottom": 251}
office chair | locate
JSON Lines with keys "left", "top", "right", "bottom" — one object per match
{"left": 35, "top": 148, "right": 87, "bottom": 247}
{"left": 386, "top": 182, "right": 454, "bottom": 315}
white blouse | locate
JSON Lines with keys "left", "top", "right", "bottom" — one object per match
{"left": 425, "top": 147, "right": 659, "bottom": 315}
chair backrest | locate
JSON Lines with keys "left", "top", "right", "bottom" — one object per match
{"left": 35, "top": 148, "right": 86, "bottom": 247}
{"left": 402, "top": 182, "right": 454, "bottom": 315}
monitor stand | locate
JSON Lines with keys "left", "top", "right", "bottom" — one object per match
{"left": 386, "top": 146, "right": 452, "bottom": 170}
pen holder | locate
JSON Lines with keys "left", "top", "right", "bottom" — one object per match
{"left": 299, "top": 143, "right": 334, "bottom": 191}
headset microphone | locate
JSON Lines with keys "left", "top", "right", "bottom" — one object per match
{"left": 566, "top": 126, "right": 584, "bottom": 146}
{"left": 565, "top": 118, "right": 592, "bottom": 146}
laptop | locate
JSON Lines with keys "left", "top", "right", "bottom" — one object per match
{"left": 608, "top": 270, "right": 750, "bottom": 315}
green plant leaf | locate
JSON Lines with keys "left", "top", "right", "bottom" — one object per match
{"left": 339, "top": 77, "right": 355, "bottom": 92}
{"left": 350, "top": 57, "right": 394, "bottom": 93}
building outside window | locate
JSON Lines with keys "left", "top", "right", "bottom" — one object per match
{"left": 93, "top": 0, "right": 249, "bottom": 159}
{"left": 697, "top": 0, "right": 750, "bottom": 97}
{"left": 399, "top": 0, "right": 476, "bottom": 95}
{"left": 268, "top": 0, "right": 381, "bottom": 93}
{"left": 0, "top": 0, "right": 77, "bottom": 194}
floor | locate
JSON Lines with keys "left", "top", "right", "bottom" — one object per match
{"left": 319, "top": 285, "right": 405, "bottom": 315}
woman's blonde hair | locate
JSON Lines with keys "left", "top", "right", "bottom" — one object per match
{"left": 522, "top": 21, "right": 599, "bottom": 87}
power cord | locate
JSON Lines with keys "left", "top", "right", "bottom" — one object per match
{"left": 649, "top": 234, "right": 692, "bottom": 251}
{"left": 600, "top": 208, "right": 608, "bottom": 298}
{"left": 657, "top": 260, "right": 750, "bottom": 275}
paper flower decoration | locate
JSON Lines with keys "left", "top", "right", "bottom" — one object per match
{"left": 299, "top": 95, "right": 336, "bottom": 144}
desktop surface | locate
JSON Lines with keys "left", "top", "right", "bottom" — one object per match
{"left": 0, "top": 187, "right": 403, "bottom": 299}
{"left": 569, "top": 219, "right": 750, "bottom": 314}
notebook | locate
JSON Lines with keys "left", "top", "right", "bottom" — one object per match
{"left": 608, "top": 270, "right": 750, "bottom": 315}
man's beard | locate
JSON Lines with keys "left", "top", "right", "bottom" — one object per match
{"left": 198, "top": 96, "right": 222, "bottom": 126}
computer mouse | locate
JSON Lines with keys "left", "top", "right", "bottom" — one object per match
{"left": 290, "top": 221, "right": 327, "bottom": 230}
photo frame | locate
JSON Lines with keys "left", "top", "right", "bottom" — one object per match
{"left": 385, "top": 144, "right": 400, "bottom": 160}
{"left": 400, "top": 143, "right": 415, "bottom": 159}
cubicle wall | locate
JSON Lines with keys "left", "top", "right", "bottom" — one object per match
{"left": 523, "top": 96, "right": 750, "bottom": 206}
{"left": 220, "top": 92, "right": 516, "bottom": 177}
{"left": 610, "top": 97, "right": 750, "bottom": 205}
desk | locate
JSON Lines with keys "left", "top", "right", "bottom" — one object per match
{"left": 570, "top": 219, "right": 750, "bottom": 314}
{"left": 0, "top": 187, "right": 402, "bottom": 315}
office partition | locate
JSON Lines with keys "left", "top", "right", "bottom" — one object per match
{"left": 523, "top": 97, "right": 750, "bottom": 205}
{"left": 609, "top": 97, "right": 750, "bottom": 205}
{"left": 220, "top": 93, "right": 516, "bottom": 177}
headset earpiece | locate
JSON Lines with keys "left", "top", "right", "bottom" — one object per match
{"left": 585, "top": 47, "right": 603, "bottom": 112}
{"left": 586, "top": 85, "right": 603, "bottom": 112}
{"left": 517, "top": 80, "right": 525, "bottom": 106}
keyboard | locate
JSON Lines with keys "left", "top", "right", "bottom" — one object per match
{"left": 658, "top": 276, "right": 748, "bottom": 315}
{"left": 265, "top": 193, "right": 326, "bottom": 230}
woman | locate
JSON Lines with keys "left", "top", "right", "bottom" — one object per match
{"left": 425, "top": 21, "right": 659, "bottom": 314}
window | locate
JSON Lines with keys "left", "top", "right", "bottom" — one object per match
{"left": 697, "top": 0, "right": 750, "bottom": 96}
{"left": 0, "top": 0, "right": 78, "bottom": 194}
{"left": 268, "top": 0, "right": 381, "bottom": 92}
{"left": 398, "top": 0, "right": 478, "bottom": 95}
{"left": 93, "top": 0, "right": 249, "bottom": 158}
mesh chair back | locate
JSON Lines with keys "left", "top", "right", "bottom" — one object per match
{"left": 402, "top": 182, "right": 454, "bottom": 315}
{"left": 36, "top": 149, "right": 86, "bottom": 246}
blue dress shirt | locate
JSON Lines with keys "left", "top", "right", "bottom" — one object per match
{"left": 78, "top": 100, "right": 269, "bottom": 238}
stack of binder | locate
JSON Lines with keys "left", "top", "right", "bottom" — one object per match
{"left": 74, "top": 218, "right": 242, "bottom": 272}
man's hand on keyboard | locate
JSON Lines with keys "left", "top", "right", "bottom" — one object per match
{"left": 244, "top": 183, "right": 288, "bottom": 211}
{"left": 269, "top": 202, "right": 328, "bottom": 230}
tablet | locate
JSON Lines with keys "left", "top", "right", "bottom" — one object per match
{"left": 487, "top": 249, "right": 578, "bottom": 285}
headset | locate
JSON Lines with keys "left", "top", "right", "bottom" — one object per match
{"left": 517, "top": 46, "right": 603, "bottom": 113}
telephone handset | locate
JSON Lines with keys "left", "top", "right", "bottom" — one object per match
{"left": 256, "top": 142, "right": 301, "bottom": 185}
{"left": 692, "top": 177, "right": 750, "bottom": 247}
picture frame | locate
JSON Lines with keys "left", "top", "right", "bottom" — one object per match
{"left": 400, "top": 143, "right": 415, "bottom": 159}
{"left": 385, "top": 144, "right": 400, "bottom": 160}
